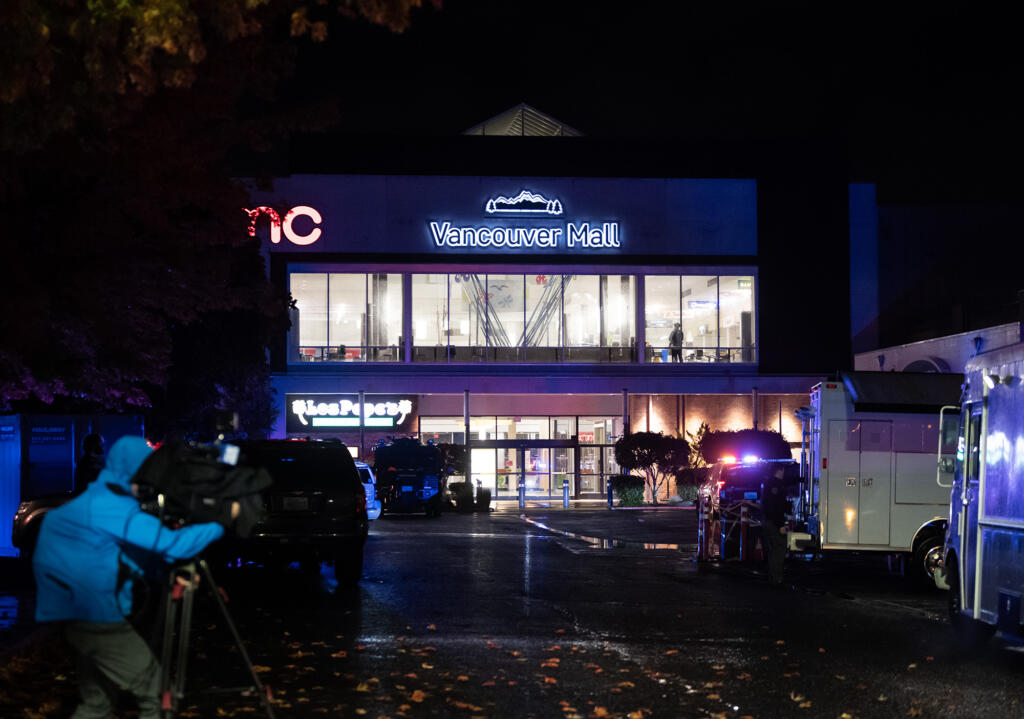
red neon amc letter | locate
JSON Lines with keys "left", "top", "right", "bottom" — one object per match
{"left": 245, "top": 205, "right": 322, "bottom": 246}
{"left": 283, "top": 206, "right": 322, "bottom": 245}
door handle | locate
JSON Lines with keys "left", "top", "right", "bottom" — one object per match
{"left": 863, "top": 477, "right": 873, "bottom": 487}
{"left": 846, "top": 477, "right": 857, "bottom": 487}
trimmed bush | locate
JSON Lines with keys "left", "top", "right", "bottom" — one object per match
{"left": 448, "top": 481, "right": 475, "bottom": 512}
{"left": 608, "top": 473, "right": 645, "bottom": 507}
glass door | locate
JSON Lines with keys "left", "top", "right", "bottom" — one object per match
{"left": 523, "top": 447, "right": 550, "bottom": 496}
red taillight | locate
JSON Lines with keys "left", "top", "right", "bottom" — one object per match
{"left": 822, "top": 458, "right": 828, "bottom": 469}
{"left": 357, "top": 491, "right": 367, "bottom": 514}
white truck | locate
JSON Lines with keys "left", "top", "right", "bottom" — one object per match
{"left": 793, "top": 371, "right": 963, "bottom": 582}
{"left": 934, "top": 342, "right": 1024, "bottom": 645}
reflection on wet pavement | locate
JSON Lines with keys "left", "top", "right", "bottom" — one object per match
{"left": 521, "top": 515, "right": 697, "bottom": 553}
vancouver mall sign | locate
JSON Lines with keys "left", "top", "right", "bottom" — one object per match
{"left": 428, "top": 190, "right": 621, "bottom": 251}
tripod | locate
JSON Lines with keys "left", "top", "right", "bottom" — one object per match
{"left": 157, "top": 558, "right": 276, "bottom": 718}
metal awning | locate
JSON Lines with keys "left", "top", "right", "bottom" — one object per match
{"left": 841, "top": 371, "right": 963, "bottom": 413}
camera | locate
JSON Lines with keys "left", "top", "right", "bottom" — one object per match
{"left": 133, "top": 439, "right": 272, "bottom": 538}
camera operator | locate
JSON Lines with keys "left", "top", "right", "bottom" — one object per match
{"left": 32, "top": 436, "right": 237, "bottom": 719}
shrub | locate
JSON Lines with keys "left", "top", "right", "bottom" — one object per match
{"left": 448, "top": 481, "right": 475, "bottom": 512}
{"left": 676, "top": 484, "right": 700, "bottom": 503}
{"left": 609, "top": 473, "right": 645, "bottom": 507}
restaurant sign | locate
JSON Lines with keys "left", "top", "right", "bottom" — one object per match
{"left": 287, "top": 394, "right": 415, "bottom": 433}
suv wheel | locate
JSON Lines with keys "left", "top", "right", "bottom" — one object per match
{"left": 335, "top": 548, "right": 364, "bottom": 587}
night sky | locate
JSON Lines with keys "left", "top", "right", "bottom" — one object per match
{"left": 291, "top": 1, "right": 1021, "bottom": 202}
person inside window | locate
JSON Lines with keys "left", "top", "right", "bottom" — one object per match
{"left": 669, "top": 322, "right": 684, "bottom": 362}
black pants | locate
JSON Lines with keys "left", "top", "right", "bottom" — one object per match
{"left": 670, "top": 348, "right": 682, "bottom": 362}
{"left": 64, "top": 621, "right": 162, "bottom": 719}
{"left": 762, "top": 519, "right": 787, "bottom": 585}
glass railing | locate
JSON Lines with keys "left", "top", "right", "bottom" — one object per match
{"left": 294, "top": 345, "right": 403, "bottom": 363}
{"left": 646, "top": 346, "right": 757, "bottom": 364}
{"left": 292, "top": 344, "right": 755, "bottom": 364}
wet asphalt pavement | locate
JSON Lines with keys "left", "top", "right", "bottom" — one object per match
{"left": 3, "top": 505, "right": 1024, "bottom": 718}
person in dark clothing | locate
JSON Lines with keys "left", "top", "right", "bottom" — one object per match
{"left": 668, "top": 322, "right": 684, "bottom": 362}
{"left": 760, "top": 466, "right": 791, "bottom": 587}
{"left": 73, "top": 433, "right": 105, "bottom": 494}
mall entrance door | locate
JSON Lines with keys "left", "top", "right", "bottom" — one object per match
{"left": 470, "top": 439, "right": 580, "bottom": 501}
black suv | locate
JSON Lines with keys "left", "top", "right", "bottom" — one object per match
{"left": 225, "top": 440, "right": 369, "bottom": 585}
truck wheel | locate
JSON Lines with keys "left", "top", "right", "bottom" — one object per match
{"left": 946, "top": 558, "right": 994, "bottom": 649}
{"left": 911, "top": 533, "right": 944, "bottom": 588}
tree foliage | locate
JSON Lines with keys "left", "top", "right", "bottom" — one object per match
{"left": 686, "top": 421, "right": 711, "bottom": 468}
{"left": 698, "top": 429, "right": 792, "bottom": 466}
{"left": 1, "top": 0, "right": 437, "bottom": 152}
{"left": 613, "top": 431, "right": 690, "bottom": 505}
{"left": 0, "top": 0, "right": 436, "bottom": 434}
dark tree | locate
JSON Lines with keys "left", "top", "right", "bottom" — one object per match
{"left": 0, "top": 0, "right": 438, "bottom": 434}
{"left": 613, "top": 431, "right": 690, "bottom": 505}
{"left": 699, "top": 429, "right": 792, "bottom": 466}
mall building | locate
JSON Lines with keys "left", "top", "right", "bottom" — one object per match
{"left": 246, "top": 105, "right": 869, "bottom": 501}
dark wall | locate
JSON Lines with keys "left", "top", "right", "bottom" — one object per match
{"left": 877, "top": 204, "right": 1022, "bottom": 346}
{"left": 757, "top": 156, "right": 851, "bottom": 374}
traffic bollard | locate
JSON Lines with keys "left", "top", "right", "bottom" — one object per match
{"left": 607, "top": 483, "right": 614, "bottom": 510}
{"left": 562, "top": 478, "right": 570, "bottom": 508}
{"left": 518, "top": 478, "right": 525, "bottom": 509}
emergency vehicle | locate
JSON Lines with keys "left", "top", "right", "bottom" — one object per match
{"left": 934, "top": 342, "right": 1024, "bottom": 645}
{"left": 791, "top": 372, "right": 963, "bottom": 581}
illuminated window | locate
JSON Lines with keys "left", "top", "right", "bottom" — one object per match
{"left": 289, "top": 272, "right": 401, "bottom": 362}
{"left": 644, "top": 274, "right": 755, "bottom": 363}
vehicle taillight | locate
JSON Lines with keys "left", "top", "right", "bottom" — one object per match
{"left": 357, "top": 491, "right": 367, "bottom": 514}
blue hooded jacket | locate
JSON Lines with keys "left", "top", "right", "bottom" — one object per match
{"left": 33, "top": 436, "right": 224, "bottom": 623}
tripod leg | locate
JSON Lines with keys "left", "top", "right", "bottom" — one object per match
{"left": 173, "top": 571, "right": 197, "bottom": 705}
{"left": 198, "top": 559, "right": 276, "bottom": 719}
{"left": 159, "top": 574, "right": 181, "bottom": 717}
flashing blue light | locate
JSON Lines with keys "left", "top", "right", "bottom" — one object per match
{"left": 742, "top": 454, "right": 759, "bottom": 464}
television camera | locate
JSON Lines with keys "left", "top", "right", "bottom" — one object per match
{"left": 133, "top": 438, "right": 272, "bottom": 538}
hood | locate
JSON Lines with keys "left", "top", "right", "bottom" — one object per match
{"left": 98, "top": 436, "right": 152, "bottom": 490}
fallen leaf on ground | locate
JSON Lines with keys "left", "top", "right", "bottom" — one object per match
{"left": 410, "top": 690, "right": 426, "bottom": 703}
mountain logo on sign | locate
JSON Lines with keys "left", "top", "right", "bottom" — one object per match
{"left": 485, "top": 190, "right": 563, "bottom": 216}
